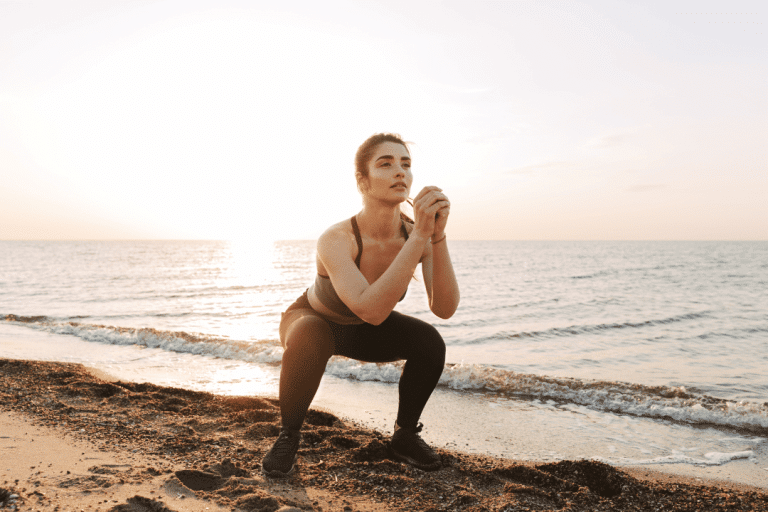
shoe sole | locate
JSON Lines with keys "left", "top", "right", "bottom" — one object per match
{"left": 389, "top": 446, "right": 441, "bottom": 471}
{"left": 261, "top": 457, "right": 297, "bottom": 478}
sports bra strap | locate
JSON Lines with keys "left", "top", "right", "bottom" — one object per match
{"left": 350, "top": 216, "right": 364, "bottom": 268}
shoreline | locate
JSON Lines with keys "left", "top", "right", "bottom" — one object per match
{"left": 2, "top": 358, "right": 767, "bottom": 511}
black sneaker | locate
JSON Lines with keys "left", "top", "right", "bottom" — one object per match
{"left": 262, "top": 428, "right": 301, "bottom": 477}
{"left": 390, "top": 423, "right": 441, "bottom": 470}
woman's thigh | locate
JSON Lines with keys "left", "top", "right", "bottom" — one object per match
{"left": 333, "top": 311, "right": 444, "bottom": 363}
{"left": 280, "top": 308, "right": 331, "bottom": 350}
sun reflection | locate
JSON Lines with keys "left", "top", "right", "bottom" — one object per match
{"left": 198, "top": 237, "right": 286, "bottom": 342}
{"left": 221, "top": 237, "right": 280, "bottom": 287}
{"left": 203, "top": 362, "right": 280, "bottom": 397}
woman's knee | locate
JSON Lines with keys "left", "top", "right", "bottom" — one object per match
{"left": 421, "top": 323, "right": 446, "bottom": 364}
{"left": 397, "top": 315, "right": 446, "bottom": 364}
{"left": 284, "top": 315, "right": 334, "bottom": 359}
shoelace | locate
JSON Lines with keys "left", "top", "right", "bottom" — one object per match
{"left": 271, "top": 431, "right": 299, "bottom": 457}
{"left": 403, "top": 423, "right": 432, "bottom": 451}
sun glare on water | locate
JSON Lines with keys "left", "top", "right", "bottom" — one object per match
{"left": 202, "top": 362, "right": 279, "bottom": 397}
{"left": 201, "top": 236, "right": 286, "bottom": 342}
{"left": 222, "top": 237, "right": 280, "bottom": 287}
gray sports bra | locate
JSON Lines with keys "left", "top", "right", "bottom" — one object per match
{"left": 313, "top": 215, "right": 409, "bottom": 318}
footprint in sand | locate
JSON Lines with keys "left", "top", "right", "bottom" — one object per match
{"left": 173, "top": 469, "right": 225, "bottom": 492}
{"left": 170, "top": 462, "right": 288, "bottom": 511}
{"left": 108, "top": 495, "right": 176, "bottom": 512}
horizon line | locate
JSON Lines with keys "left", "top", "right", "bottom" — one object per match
{"left": 1, "top": 239, "right": 766, "bottom": 243}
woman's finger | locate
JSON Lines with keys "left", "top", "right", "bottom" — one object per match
{"left": 414, "top": 186, "right": 442, "bottom": 203}
{"left": 416, "top": 191, "right": 448, "bottom": 210}
{"left": 423, "top": 200, "right": 448, "bottom": 216}
{"left": 413, "top": 187, "right": 434, "bottom": 203}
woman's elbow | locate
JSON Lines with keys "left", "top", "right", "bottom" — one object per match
{"left": 431, "top": 297, "right": 460, "bottom": 319}
{"left": 432, "top": 308, "right": 456, "bottom": 320}
{"left": 359, "top": 311, "right": 389, "bottom": 325}
{"left": 354, "top": 305, "right": 392, "bottom": 326}
{"left": 365, "top": 315, "right": 387, "bottom": 326}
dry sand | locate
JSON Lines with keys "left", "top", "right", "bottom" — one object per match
{"left": 1, "top": 358, "right": 766, "bottom": 511}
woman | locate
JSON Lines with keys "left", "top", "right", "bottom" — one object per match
{"left": 262, "top": 133, "right": 460, "bottom": 477}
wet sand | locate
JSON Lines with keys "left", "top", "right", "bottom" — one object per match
{"left": 1, "top": 358, "right": 766, "bottom": 511}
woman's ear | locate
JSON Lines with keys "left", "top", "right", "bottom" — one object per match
{"left": 356, "top": 173, "right": 369, "bottom": 194}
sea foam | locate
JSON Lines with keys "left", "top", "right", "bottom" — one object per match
{"left": 6, "top": 314, "right": 766, "bottom": 436}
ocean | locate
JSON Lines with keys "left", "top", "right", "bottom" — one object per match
{"left": 2, "top": 240, "right": 767, "bottom": 478}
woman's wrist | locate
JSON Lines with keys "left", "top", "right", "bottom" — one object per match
{"left": 410, "top": 230, "right": 431, "bottom": 244}
{"left": 431, "top": 232, "right": 446, "bottom": 244}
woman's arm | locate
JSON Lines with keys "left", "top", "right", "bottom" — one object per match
{"left": 421, "top": 226, "right": 460, "bottom": 319}
{"left": 318, "top": 186, "right": 449, "bottom": 325}
{"left": 318, "top": 228, "right": 428, "bottom": 325}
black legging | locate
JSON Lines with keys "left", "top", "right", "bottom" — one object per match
{"left": 278, "top": 297, "right": 446, "bottom": 431}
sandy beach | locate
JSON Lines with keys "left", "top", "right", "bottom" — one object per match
{"left": 2, "top": 358, "right": 766, "bottom": 511}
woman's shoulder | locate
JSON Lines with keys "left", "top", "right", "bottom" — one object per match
{"left": 319, "top": 217, "right": 354, "bottom": 240}
{"left": 317, "top": 218, "right": 356, "bottom": 255}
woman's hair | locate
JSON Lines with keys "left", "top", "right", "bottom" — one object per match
{"left": 354, "top": 133, "right": 414, "bottom": 224}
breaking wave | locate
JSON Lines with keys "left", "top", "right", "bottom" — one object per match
{"left": 2, "top": 314, "right": 283, "bottom": 365}
{"left": 4, "top": 313, "right": 767, "bottom": 435}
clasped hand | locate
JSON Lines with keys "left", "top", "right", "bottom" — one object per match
{"left": 412, "top": 186, "right": 450, "bottom": 240}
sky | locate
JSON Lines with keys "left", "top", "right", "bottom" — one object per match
{"left": 1, "top": 0, "right": 766, "bottom": 241}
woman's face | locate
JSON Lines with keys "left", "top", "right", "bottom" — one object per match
{"left": 361, "top": 141, "right": 412, "bottom": 204}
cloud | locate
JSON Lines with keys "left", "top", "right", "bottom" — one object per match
{"left": 592, "top": 133, "right": 633, "bottom": 148}
{"left": 504, "top": 160, "right": 575, "bottom": 175}
{"left": 625, "top": 183, "right": 666, "bottom": 192}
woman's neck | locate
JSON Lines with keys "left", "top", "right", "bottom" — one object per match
{"left": 357, "top": 201, "right": 402, "bottom": 241}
